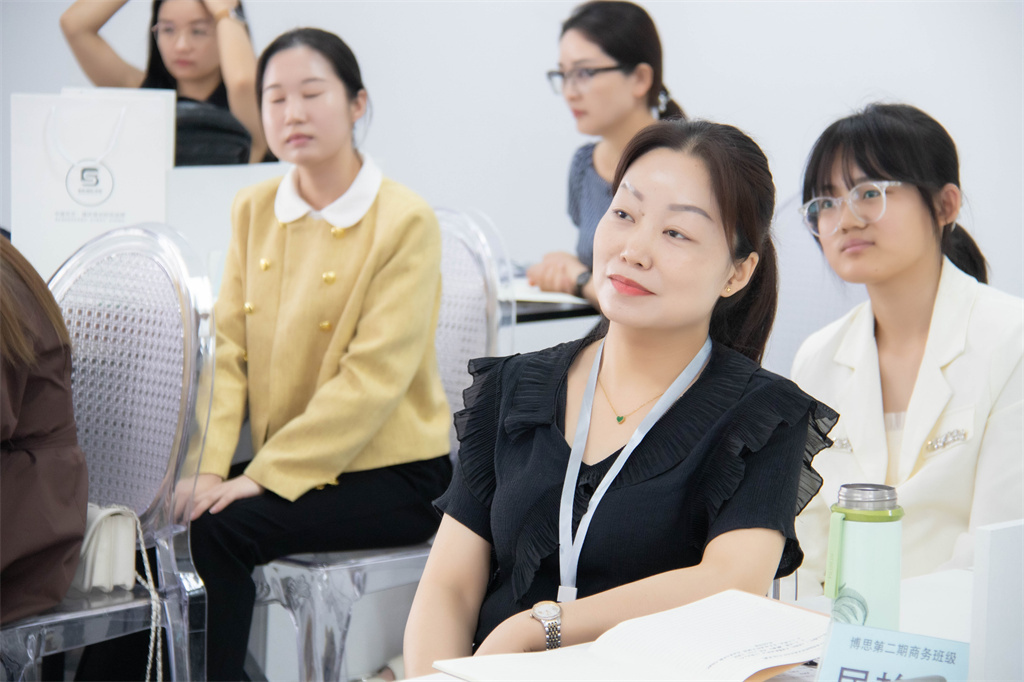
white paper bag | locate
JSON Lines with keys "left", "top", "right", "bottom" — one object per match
{"left": 10, "top": 90, "right": 172, "bottom": 279}
{"left": 61, "top": 87, "right": 176, "bottom": 170}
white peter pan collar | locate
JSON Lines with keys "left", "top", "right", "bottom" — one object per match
{"left": 274, "top": 153, "right": 383, "bottom": 228}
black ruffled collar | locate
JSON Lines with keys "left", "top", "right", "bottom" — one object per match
{"left": 501, "top": 337, "right": 759, "bottom": 489}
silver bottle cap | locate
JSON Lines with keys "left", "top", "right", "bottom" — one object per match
{"left": 837, "top": 483, "right": 899, "bottom": 511}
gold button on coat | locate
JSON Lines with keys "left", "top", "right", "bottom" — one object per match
{"left": 319, "top": 321, "right": 332, "bottom": 331}
{"left": 259, "top": 258, "right": 271, "bottom": 271}
{"left": 322, "top": 271, "right": 336, "bottom": 284}
{"left": 331, "top": 226, "right": 344, "bottom": 238}
{"left": 244, "top": 302, "right": 254, "bottom": 314}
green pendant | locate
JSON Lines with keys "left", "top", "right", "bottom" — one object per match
{"left": 616, "top": 415, "right": 625, "bottom": 424}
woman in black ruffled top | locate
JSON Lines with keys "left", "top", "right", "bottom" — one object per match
{"left": 405, "top": 120, "right": 838, "bottom": 674}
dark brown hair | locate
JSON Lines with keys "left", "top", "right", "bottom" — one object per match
{"left": 1, "top": 237, "right": 71, "bottom": 367}
{"left": 803, "top": 103, "right": 987, "bottom": 283}
{"left": 256, "top": 28, "right": 365, "bottom": 107}
{"left": 562, "top": 1, "right": 685, "bottom": 120}
{"left": 613, "top": 120, "right": 778, "bottom": 363}
{"left": 141, "top": 0, "right": 249, "bottom": 91}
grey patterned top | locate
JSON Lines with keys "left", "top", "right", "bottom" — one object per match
{"left": 567, "top": 143, "right": 613, "bottom": 270}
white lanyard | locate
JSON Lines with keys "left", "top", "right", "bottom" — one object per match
{"left": 556, "top": 336, "right": 712, "bottom": 603}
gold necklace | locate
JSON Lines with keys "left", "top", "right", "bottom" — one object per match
{"left": 597, "top": 376, "right": 664, "bottom": 425}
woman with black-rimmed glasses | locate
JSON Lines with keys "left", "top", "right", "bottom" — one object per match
{"left": 526, "top": 1, "right": 685, "bottom": 308}
{"left": 791, "top": 103, "right": 1023, "bottom": 596}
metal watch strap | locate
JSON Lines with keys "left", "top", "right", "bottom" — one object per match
{"left": 542, "top": 618, "right": 561, "bottom": 650}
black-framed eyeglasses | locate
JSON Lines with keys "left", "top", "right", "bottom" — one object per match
{"left": 546, "top": 65, "right": 624, "bottom": 94}
{"left": 799, "top": 180, "right": 904, "bottom": 237}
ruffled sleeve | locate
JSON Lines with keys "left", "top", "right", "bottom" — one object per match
{"left": 433, "top": 355, "right": 508, "bottom": 544}
{"left": 696, "top": 377, "right": 837, "bottom": 578}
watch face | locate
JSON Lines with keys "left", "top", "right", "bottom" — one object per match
{"left": 533, "top": 601, "right": 561, "bottom": 620}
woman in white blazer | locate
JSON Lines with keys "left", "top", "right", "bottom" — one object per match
{"left": 791, "top": 103, "right": 1023, "bottom": 596}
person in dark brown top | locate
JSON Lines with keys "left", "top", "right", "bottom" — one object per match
{"left": 1, "top": 236, "right": 88, "bottom": 624}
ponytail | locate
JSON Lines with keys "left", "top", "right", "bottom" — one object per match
{"left": 710, "top": 238, "right": 778, "bottom": 364}
{"left": 942, "top": 223, "right": 988, "bottom": 283}
{"left": 657, "top": 87, "right": 687, "bottom": 121}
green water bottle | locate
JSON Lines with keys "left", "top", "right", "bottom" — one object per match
{"left": 824, "top": 483, "right": 904, "bottom": 630}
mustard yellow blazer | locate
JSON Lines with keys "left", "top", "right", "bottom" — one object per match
{"left": 199, "top": 171, "right": 451, "bottom": 501}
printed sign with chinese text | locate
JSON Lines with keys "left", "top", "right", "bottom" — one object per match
{"left": 817, "top": 622, "right": 968, "bottom": 681}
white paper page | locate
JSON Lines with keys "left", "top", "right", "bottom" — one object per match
{"left": 502, "top": 276, "right": 587, "bottom": 304}
{"left": 435, "top": 591, "right": 829, "bottom": 682}
{"left": 436, "top": 644, "right": 662, "bottom": 682}
{"left": 588, "top": 590, "right": 829, "bottom": 681}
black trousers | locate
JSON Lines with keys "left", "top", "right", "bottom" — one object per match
{"left": 76, "top": 455, "right": 451, "bottom": 682}
{"left": 191, "top": 455, "right": 452, "bottom": 681}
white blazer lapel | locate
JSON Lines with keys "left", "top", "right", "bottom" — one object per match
{"left": 834, "top": 302, "right": 889, "bottom": 483}
{"left": 897, "top": 259, "right": 974, "bottom": 482}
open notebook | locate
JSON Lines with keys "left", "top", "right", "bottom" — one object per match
{"left": 434, "top": 590, "right": 829, "bottom": 681}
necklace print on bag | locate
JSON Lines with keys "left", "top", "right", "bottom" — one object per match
{"left": 46, "top": 105, "right": 127, "bottom": 207}
{"left": 597, "top": 375, "right": 664, "bottom": 425}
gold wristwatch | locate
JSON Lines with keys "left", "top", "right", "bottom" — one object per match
{"left": 531, "top": 600, "right": 562, "bottom": 650}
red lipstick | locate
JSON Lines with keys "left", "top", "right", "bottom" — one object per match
{"left": 609, "top": 275, "right": 653, "bottom": 296}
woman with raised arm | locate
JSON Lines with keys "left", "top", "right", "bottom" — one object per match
{"left": 527, "top": 1, "right": 685, "bottom": 307}
{"left": 405, "top": 119, "right": 836, "bottom": 674}
{"left": 60, "top": 0, "right": 266, "bottom": 162}
{"left": 792, "top": 103, "right": 1023, "bottom": 594}
{"left": 176, "top": 28, "right": 452, "bottom": 680}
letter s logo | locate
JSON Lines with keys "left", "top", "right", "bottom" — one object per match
{"left": 80, "top": 167, "right": 100, "bottom": 187}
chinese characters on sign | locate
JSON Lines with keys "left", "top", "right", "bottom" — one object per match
{"left": 846, "top": 637, "right": 957, "bottom": 664}
{"left": 819, "top": 622, "right": 968, "bottom": 682}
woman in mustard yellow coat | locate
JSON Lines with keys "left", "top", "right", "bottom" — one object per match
{"left": 186, "top": 28, "right": 451, "bottom": 680}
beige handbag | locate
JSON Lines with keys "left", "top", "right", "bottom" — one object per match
{"left": 71, "top": 503, "right": 163, "bottom": 681}
{"left": 71, "top": 504, "right": 138, "bottom": 592}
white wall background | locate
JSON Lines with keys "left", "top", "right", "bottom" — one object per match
{"left": 2, "top": 0, "right": 1022, "bottom": 369}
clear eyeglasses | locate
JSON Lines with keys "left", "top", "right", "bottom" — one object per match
{"left": 799, "top": 180, "right": 904, "bottom": 236}
{"left": 546, "top": 65, "right": 623, "bottom": 94}
{"left": 151, "top": 22, "right": 214, "bottom": 43}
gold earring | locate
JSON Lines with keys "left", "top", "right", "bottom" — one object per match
{"left": 725, "top": 286, "right": 732, "bottom": 295}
